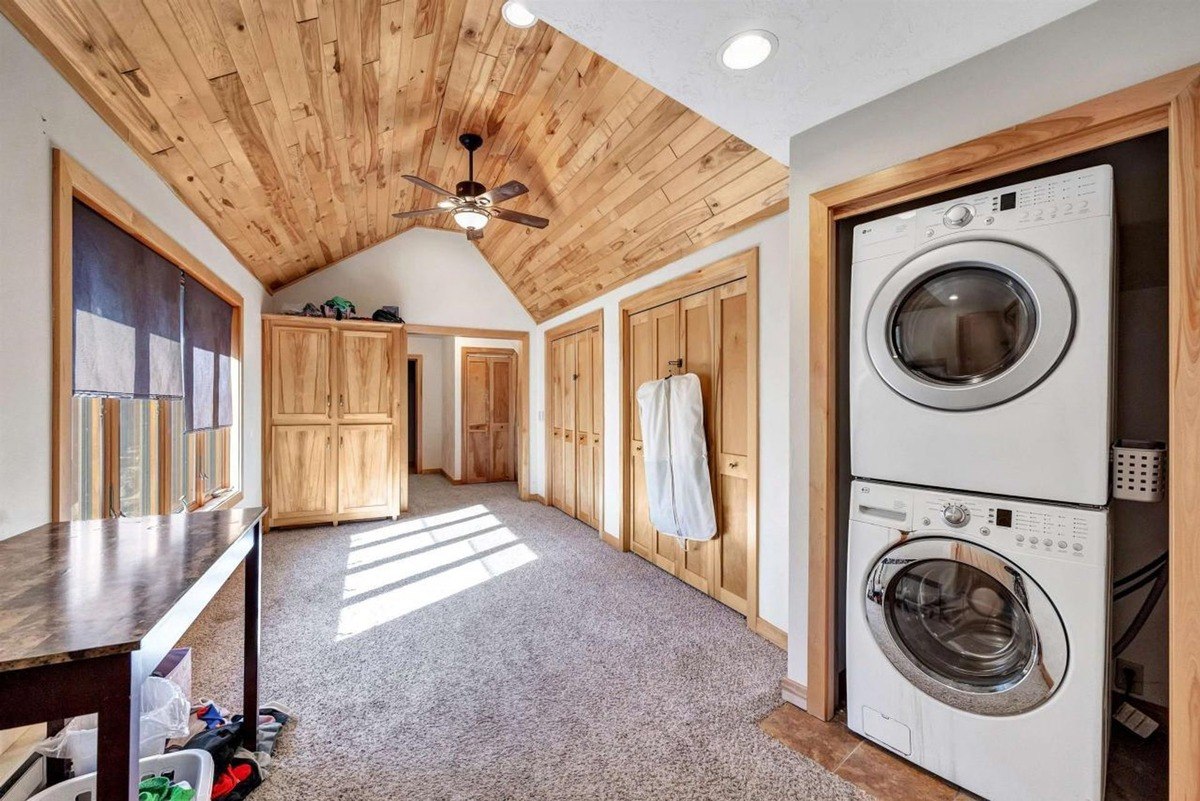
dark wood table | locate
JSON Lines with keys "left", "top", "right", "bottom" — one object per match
{"left": 0, "top": 508, "right": 266, "bottom": 800}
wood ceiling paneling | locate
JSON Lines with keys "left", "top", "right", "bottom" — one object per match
{"left": 3, "top": 0, "right": 788, "bottom": 321}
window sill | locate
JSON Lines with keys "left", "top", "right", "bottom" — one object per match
{"left": 199, "top": 489, "right": 243, "bottom": 512}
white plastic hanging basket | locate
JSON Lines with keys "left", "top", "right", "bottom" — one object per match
{"left": 1112, "top": 439, "right": 1167, "bottom": 502}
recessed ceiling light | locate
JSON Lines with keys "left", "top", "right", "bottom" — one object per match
{"left": 501, "top": 1, "right": 538, "bottom": 28}
{"left": 719, "top": 30, "right": 777, "bottom": 71}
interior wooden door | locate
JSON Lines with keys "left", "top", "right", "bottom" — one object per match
{"left": 272, "top": 325, "right": 331, "bottom": 423}
{"left": 574, "top": 330, "right": 598, "bottom": 528}
{"left": 712, "top": 278, "right": 752, "bottom": 613}
{"left": 489, "top": 355, "right": 515, "bottom": 481}
{"left": 676, "top": 290, "right": 717, "bottom": 593}
{"left": 561, "top": 335, "right": 578, "bottom": 515}
{"left": 550, "top": 337, "right": 566, "bottom": 508}
{"left": 650, "top": 302, "right": 681, "bottom": 573}
{"left": 463, "top": 354, "right": 492, "bottom": 483}
{"left": 628, "top": 309, "right": 655, "bottom": 560}
{"left": 270, "top": 425, "right": 334, "bottom": 523}
{"left": 339, "top": 330, "right": 393, "bottom": 422}
{"left": 338, "top": 424, "right": 394, "bottom": 518}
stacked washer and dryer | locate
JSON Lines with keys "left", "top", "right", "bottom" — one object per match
{"left": 846, "top": 166, "right": 1115, "bottom": 801}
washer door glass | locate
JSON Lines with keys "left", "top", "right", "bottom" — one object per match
{"left": 886, "top": 558, "right": 1036, "bottom": 691}
{"left": 864, "top": 537, "right": 1068, "bottom": 716}
{"left": 865, "top": 240, "right": 1074, "bottom": 411}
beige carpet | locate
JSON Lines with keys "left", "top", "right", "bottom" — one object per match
{"left": 182, "top": 475, "right": 867, "bottom": 800}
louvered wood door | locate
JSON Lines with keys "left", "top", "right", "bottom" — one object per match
{"left": 628, "top": 309, "right": 655, "bottom": 560}
{"left": 338, "top": 330, "right": 394, "bottom": 422}
{"left": 272, "top": 325, "right": 332, "bottom": 423}
{"left": 712, "top": 279, "right": 752, "bottom": 613}
{"left": 270, "top": 425, "right": 334, "bottom": 523}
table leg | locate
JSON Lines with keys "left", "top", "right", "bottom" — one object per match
{"left": 95, "top": 653, "right": 139, "bottom": 801}
{"left": 242, "top": 520, "right": 261, "bottom": 751}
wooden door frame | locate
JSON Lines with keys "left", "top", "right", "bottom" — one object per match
{"left": 804, "top": 63, "right": 1200, "bottom": 795}
{"left": 407, "top": 354, "right": 423, "bottom": 474}
{"left": 406, "top": 325, "right": 531, "bottom": 499}
{"left": 543, "top": 309, "right": 605, "bottom": 537}
{"left": 459, "top": 347, "right": 518, "bottom": 484}
{"left": 618, "top": 247, "right": 760, "bottom": 634}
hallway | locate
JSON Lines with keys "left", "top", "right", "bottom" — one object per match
{"left": 182, "top": 475, "right": 863, "bottom": 800}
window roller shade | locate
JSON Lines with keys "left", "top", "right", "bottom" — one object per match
{"left": 72, "top": 200, "right": 184, "bottom": 398}
{"left": 184, "top": 275, "right": 234, "bottom": 432}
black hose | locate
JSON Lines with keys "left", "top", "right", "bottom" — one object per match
{"left": 1114, "top": 552, "right": 1168, "bottom": 589}
{"left": 1112, "top": 564, "right": 1169, "bottom": 657}
{"left": 1114, "top": 565, "right": 1165, "bottom": 600}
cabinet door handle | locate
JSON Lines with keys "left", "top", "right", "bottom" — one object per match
{"left": 728, "top": 460, "right": 739, "bottom": 468}
{"left": 325, "top": 393, "right": 331, "bottom": 411}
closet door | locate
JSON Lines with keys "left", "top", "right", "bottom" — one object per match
{"left": 463, "top": 354, "right": 492, "bottom": 483}
{"left": 588, "top": 327, "right": 604, "bottom": 530}
{"left": 561, "top": 335, "right": 578, "bottom": 515}
{"left": 628, "top": 309, "right": 655, "bottom": 560}
{"left": 650, "top": 302, "right": 681, "bottom": 573}
{"left": 271, "top": 425, "right": 334, "bottom": 523}
{"left": 272, "top": 325, "right": 332, "bottom": 423}
{"left": 338, "top": 424, "right": 393, "bottom": 518}
{"left": 575, "top": 330, "right": 598, "bottom": 528}
{"left": 489, "top": 355, "right": 515, "bottom": 481}
{"left": 550, "top": 338, "right": 566, "bottom": 509}
{"left": 713, "top": 279, "right": 752, "bottom": 613}
{"left": 676, "top": 290, "right": 717, "bottom": 593}
{"left": 338, "top": 330, "right": 394, "bottom": 422}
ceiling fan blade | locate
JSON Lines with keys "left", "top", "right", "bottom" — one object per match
{"left": 402, "top": 174, "right": 457, "bottom": 199}
{"left": 476, "top": 180, "right": 528, "bottom": 205}
{"left": 491, "top": 207, "right": 549, "bottom": 229}
{"left": 392, "top": 207, "right": 448, "bottom": 220}
{"left": 467, "top": 228, "right": 484, "bottom": 241}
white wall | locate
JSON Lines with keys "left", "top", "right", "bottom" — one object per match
{"left": 407, "top": 334, "right": 447, "bottom": 470}
{"left": 449, "top": 337, "right": 523, "bottom": 481}
{"left": 0, "top": 16, "right": 267, "bottom": 539}
{"left": 785, "top": 0, "right": 1200, "bottom": 689}
{"left": 269, "top": 226, "right": 535, "bottom": 332}
{"left": 531, "top": 213, "right": 790, "bottom": 631}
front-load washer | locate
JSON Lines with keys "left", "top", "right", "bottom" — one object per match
{"left": 850, "top": 165, "right": 1114, "bottom": 505}
{"left": 846, "top": 480, "right": 1110, "bottom": 801}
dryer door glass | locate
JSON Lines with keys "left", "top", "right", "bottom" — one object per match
{"left": 865, "top": 240, "right": 1074, "bottom": 411}
{"left": 891, "top": 268, "right": 1037, "bottom": 386}
{"left": 864, "top": 537, "right": 1069, "bottom": 716}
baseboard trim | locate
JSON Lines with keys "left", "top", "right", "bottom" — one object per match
{"left": 418, "top": 467, "right": 441, "bottom": 475}
{"left": 780, "top": 677, "right": 808, "bottom": 710}
{"left": 439, "top": 468, "right": 463, "bottom": 485}
{"left": 754, "top": 618, "right": 788, "bottom": 650}
{"left": 601, "top": 529, "right": 622, "bottom": 550}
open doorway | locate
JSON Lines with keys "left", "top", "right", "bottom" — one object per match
{"left": 407, "top": 355, "right": 422, "bottom": 474}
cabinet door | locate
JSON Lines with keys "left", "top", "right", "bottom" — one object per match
{"left": 338, "top": 424, "right": 394, "bottom": 518}
{"left": 489, "top": 355, "right": 515, "bottom": 481}
{"left": 574, "top": 330, "right": 597, "bottom": 528}
{"left": 272, "top": 326, "right": 331, "bottom": 423}
{"left": 271, "top": 425, "right": 334, "bottom": 522}
{"left": 713, "top": 279, "right": 751, "bottom": 613}
{"left": 339, "top": 330, "right": 394, "bottom": 421}
{"left": 561, "top": 335, "right": 578, "bottom": 515}
{"left": 650, "top": 302, "right": 680, "bottom": 573}
{"left": 463, "top": 354, "right": 492, "bottom": 483}
{"left": 550, "top": 338, "right": 565, "bottom": 508}
{"left": 628, "top": 309, "right": 655, "bottom": 560}
{"left": 677, "top": 290, "right": 717, "bottom": 593}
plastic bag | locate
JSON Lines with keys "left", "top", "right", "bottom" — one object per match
{"left": 34, "top": 676, "right": 190, "bottom": 774}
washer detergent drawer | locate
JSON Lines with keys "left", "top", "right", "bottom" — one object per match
{"left": 862, "top": 706, "right": 912, "bottom": 756}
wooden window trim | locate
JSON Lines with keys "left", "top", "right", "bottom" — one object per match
{"left": 52, "top": 149, "right": 244, "bottom": 522}
{"left": 803, "top": 63, "right": 1200, "bottom": 798}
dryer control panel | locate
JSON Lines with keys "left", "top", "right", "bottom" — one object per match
{"left": 851, "top": 164, "right": 1114, "bottom": 263}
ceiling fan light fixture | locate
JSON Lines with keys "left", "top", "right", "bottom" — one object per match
{"left": 719, "top": 30, "right": 777, "bottom": 71}
{"left": 501, "top": 1, "right": 537, "bottom": 28}
{"left": 453, "top": 207, "right": 490, "bottom": 231}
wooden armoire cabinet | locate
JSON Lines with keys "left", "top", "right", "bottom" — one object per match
{"left": 548, "top": 322, "right": 603, "bottom": 531}
{"left": 624, "top": 250, "right": 757, "bottom": 619}
{"left": 263, "top": 315, "right": 405, "bottom": 528}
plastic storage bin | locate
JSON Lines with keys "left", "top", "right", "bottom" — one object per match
{"left": 29, "top": 750, "right": 214, "bottom": 801}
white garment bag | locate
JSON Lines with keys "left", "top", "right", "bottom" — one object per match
{"left": 635, "top": 374, "right": 717, "bottom": 541}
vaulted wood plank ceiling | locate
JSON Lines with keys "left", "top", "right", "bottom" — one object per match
{"left": 3, "top": 0, "right": 788, "bottom": 321}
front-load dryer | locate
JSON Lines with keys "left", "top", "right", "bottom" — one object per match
{"left": 850, "top": 165, "right": 1114, "bottom": 505}
{"left": 846, "top": 480, "right": 1111, "bottom": 801}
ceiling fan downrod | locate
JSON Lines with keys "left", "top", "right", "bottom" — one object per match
{"left": 456, "top": 132, "right": 485, "bottom": 199}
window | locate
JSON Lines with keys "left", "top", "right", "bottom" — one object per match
{"left": 53, "top": 150, "right": 243, "bottom": 521}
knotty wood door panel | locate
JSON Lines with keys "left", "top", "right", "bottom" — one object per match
{"left": 463, "top": 355, "right": 492, "bottom": 484}
{"left": 676, "top": 290, "right": 717, "bottom": 593}
{"left": 272, "top": 326, "right": 331, "bottom": 423}
{"left": 650, "top": 302, "right": 681, "bottom": 573}
{"left": 338, "top": 424, "right": 393, "bottom": 519}
{"left": 489, "top": 355, "right": 515, "bottom": 482}
{"left": 548, "top": 323, "right": 603, "bottom": 531}
{"left": 339, "top": 330, "right": 393, "bottom": 422}
{"left": 550, "top": 337, "right": 566, "bottom": 508}
{"left": 270, "top": 425, "right": 333, "bottom": 522}
{"left": 561, "top": 335, "right": 578, "bottom": 515}
{"left": 462, "top": 350, "right": 516, "bottom": 484}
{"left": 713, "top": 280, "right": 752, "bottom": 611}
{"left": 628, "top": 309, "right": 656, "bottom": 560}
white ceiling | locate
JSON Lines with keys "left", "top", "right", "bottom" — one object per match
{"left": 522, "top": 0, "right": 1097, "bottom": 163}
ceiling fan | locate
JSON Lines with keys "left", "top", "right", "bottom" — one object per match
{"left": 393, "top": 132, "right": 549, "bottom": 240}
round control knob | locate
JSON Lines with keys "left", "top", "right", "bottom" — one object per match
{"left": 941, "top": 504, "right": 970, "bottom": 527}
{"left": 943, "top": 203, "right": 975, "bottom": 228}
